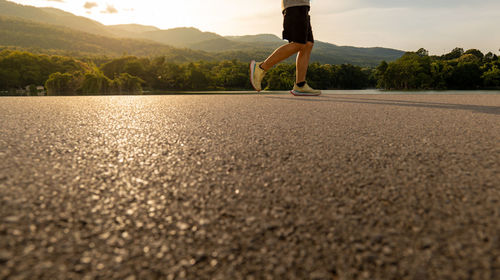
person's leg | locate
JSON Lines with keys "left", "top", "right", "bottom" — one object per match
{"left": 290, "top": 40, "right": 321, "bottom": 96}
{"left": 295, "top": 41, "right": 314, "bottom": 84}
{"left": 260, "top": 42, "right": 306, "bottom": 71}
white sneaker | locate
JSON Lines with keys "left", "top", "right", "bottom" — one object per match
{"left": 290, "top": 83, "right": 322, "bottom": 96}
{"left": 250, "top": 60, "right": 266, "bottom": 92}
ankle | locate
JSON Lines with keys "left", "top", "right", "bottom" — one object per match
{"left": 296, "top": 81, "right": 306, "bottom": 87}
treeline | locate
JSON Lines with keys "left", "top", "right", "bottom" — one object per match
{"left": 375, "top": 48, "right": 500, "bottom": 90}
{"left": 0, "top": 50, "right": 373, "bottom": 94}
{"left": 0, "top": 50, "right": 144, "bottom": 95}
{"left": 0, "top": 50, "right": 86, "bottom": 90}
{"left": 1, "top": 48, "right": 499, "bottom": 95}
{"left": 45, "top": 71, "right": 144, "bottom": 95}
{"left": 97, "top": 56, "right": 373, "bottom": 91}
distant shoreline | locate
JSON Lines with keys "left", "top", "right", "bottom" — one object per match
{"left": 2, "top": 89, "right": 500, "bottom": 97}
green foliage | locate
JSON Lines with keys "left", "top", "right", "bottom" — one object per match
{"left": 441, "top": 48, "right": 464, "bottom": 60}
{"left": 482, "top": 66, "right": 500, "bottom": 88}
{"left": 80, "top": 71, "right": 112, "bottom": 95}
{"left": 45, "top": 66, "right": 144, "bottom": 95}
{"left": 416, "top": 48, "right": 429, "bottom": 57}
{"left": 3, "top": 48, "right": 499, "bottom": 94}
{"left": 212, "top": 60, "right": 250, "bottom": 90}
{"left": 264, "top": 64, "right": 295, "bottom": 90}
{"left": 336, "top": 64, "right": 371, "bottom": 89}
{"left": 265, "top": 62, "right": 372, "bottom": 90}
{"left": 113, "top": 73, "right": 144, "bottom": 94}
{"left": 45, "top": 72, "right": 80, "bottom": 95}
{"left": 0, "top": 49, "right": 86, "bottom": 90}
{"left": 101, "top": 57, "right": 148, "bottom": 80}
{"left": 376, "top": 48, "right": 500, "bottom": 90}
{"left": 447, "top": 61, "right": 482, "bottom": 89}
{"left": 377, "top": 52, "right": 432, "bottom": 90}
{"left": 464, "top": 49, "right": 484, "bottom": 60}
{"left": 152, "top": 61, "right": 186, "bottom": 90}
{"left": 430, "top": 61, "right": 453, "bottom": 90}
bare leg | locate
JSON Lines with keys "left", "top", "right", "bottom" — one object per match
{"left": 260, "top": 42, "right": 305, "bottom": 71}
{"left": 296, "top": 42, "right": 314, "bottom": 84}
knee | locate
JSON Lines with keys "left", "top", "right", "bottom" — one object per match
{"left": 292, "top": 42, "right": 314, "bottom": 52}
{"left": 289, "top": 42, "right": 314, "bottom": 53}
{"left": 305, "top": 42, "right": 314, "bottom": 51}
{"left": 290, "top": 42, "right": 307, "bottom": 52}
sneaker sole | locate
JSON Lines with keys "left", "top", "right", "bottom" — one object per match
{"left": 249, "top": 60, "right": 261, "bottom": 92}
{"left": 290, "top": 90, "right": 322, "bottom": 96}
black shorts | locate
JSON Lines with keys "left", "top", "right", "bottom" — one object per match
{"left": 282, "top": 6, "right": 314, "bottom": 44}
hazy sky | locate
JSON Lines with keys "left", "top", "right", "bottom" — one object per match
{"left": 8, "top": 0, "right": 500, "bottom": 54}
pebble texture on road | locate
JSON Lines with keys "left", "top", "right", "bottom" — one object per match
{"left": 1, "top": 94, "right": 499, "bottom": 279}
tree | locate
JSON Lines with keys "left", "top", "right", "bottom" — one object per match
{"left": 442, "top": 47, "right": 464, "bottom": 60}
{"left": 306, "top": 62, "right": 334, "bottom": 89}
{"left": 377, "top": 52, "right": 432, "bottom": 90}
{"left": 79, "top": 72, "right": 112, "bottom": 94}
{"left": 264, "top": 64, "right": 295, "bottom": 90}
{"left": 45, "top": 72, "right": 80, "bottom": 95}
{"left": 336, "top": 64, "right": 370, "bottom": 89}
{"left": 184, "top": 63, "right": 209, "bottom": 90}
{"left": 416, "top": 48, "right": 429, "bottom": 57}
{"left": 0, "top": 50, "right": 86, "bottom": 90}
{"left": 213, "top": 60, "right": 249, "bottom": 90}
{"left": 153, "top": 62, "right": 186, "bottom": 90}
{"left": 430, "top": 61, "right": 453, "bottom": 90}
{"left": 447, "top": 62, "right": 482, "bottom": 89}
{"left": 482, "top": 66, "right": 500, "bottom": 88}
{"left": 375, "top": 61, "right": 388, "bottom": 88}
{"left": 0, "top": 68, "right": 20, "bottom": 89}
{"left": 484, "top": 52, "right": 495, "bottom": 63}
{"left": 113, "top": 73, "right": 144, "bottom": 94}
{"left": 464, "top": 49, "right": 484, "bottom": 60}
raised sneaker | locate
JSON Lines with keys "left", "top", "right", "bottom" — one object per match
{"left": 290, "top": 83, "right": 322, "bottom": 96}
{"left": 250, "top": 60, "right": 266, "bottom": 92}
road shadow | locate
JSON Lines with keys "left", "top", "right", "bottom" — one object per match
{"left": 264, "top": 95, "right": 500, "bottom": 115}
{"left": 147, "top": 91, "right": 261, "bottom": 95}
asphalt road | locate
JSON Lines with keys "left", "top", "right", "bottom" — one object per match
{"left": 1, "top": 93, "right": 499, "bottom": 280}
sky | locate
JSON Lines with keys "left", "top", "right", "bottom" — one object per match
{"left": 8, "top": 0, "right": 500, "bottom": 55}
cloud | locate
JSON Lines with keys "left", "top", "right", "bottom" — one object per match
{"left": 314, "top": 0, "right": 500, "bottom": 15}
{"left": 313, "top": 0, "right": 500, "bottom": 54}
{"left": 101, "top": 4, "right": 118, "bottom": 14}
{"left": 83, "top": 2, "right": 98, "bottom": 10}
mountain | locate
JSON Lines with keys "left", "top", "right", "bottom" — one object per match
{"left": 190, "top": 38, "right": 255, "bottom": 52}
{"left": 0, "top": 16, "right": 213, "bottom": 61}
{"left": 107, "top": 24, "right": 160, "bottom": 38}
{"left": 108, "top": 24, "right": 160, "bottom": 34}
{"left": 0, "top": 0, "right": 405, "bottom": 66}
{"left": 226, "top": 34, "right": 285, "bottom": 44}
{"left": 0, "top": 0, "right": 112, "bottom": 36}
{"left": 110, "top": 26, "right": 404, "bottom": 66}
{"left": 137, "top": 27, "right": 224, "bottom": 48}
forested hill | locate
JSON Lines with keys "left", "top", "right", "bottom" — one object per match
{"left": 110, "top": 27, "right": 405, "bottom": 66}
{"left": 0, "top": 0, "right": 112, "bottom": 36}
{"left": 0, "top": 0, "right": 405, "bottom": 66}
{"left": 0, "top": 16, "right": 213, "bottom": 61}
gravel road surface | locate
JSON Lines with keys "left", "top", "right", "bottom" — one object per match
{"left": 1, "top": 93, "right": 499, "bottom": 279}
